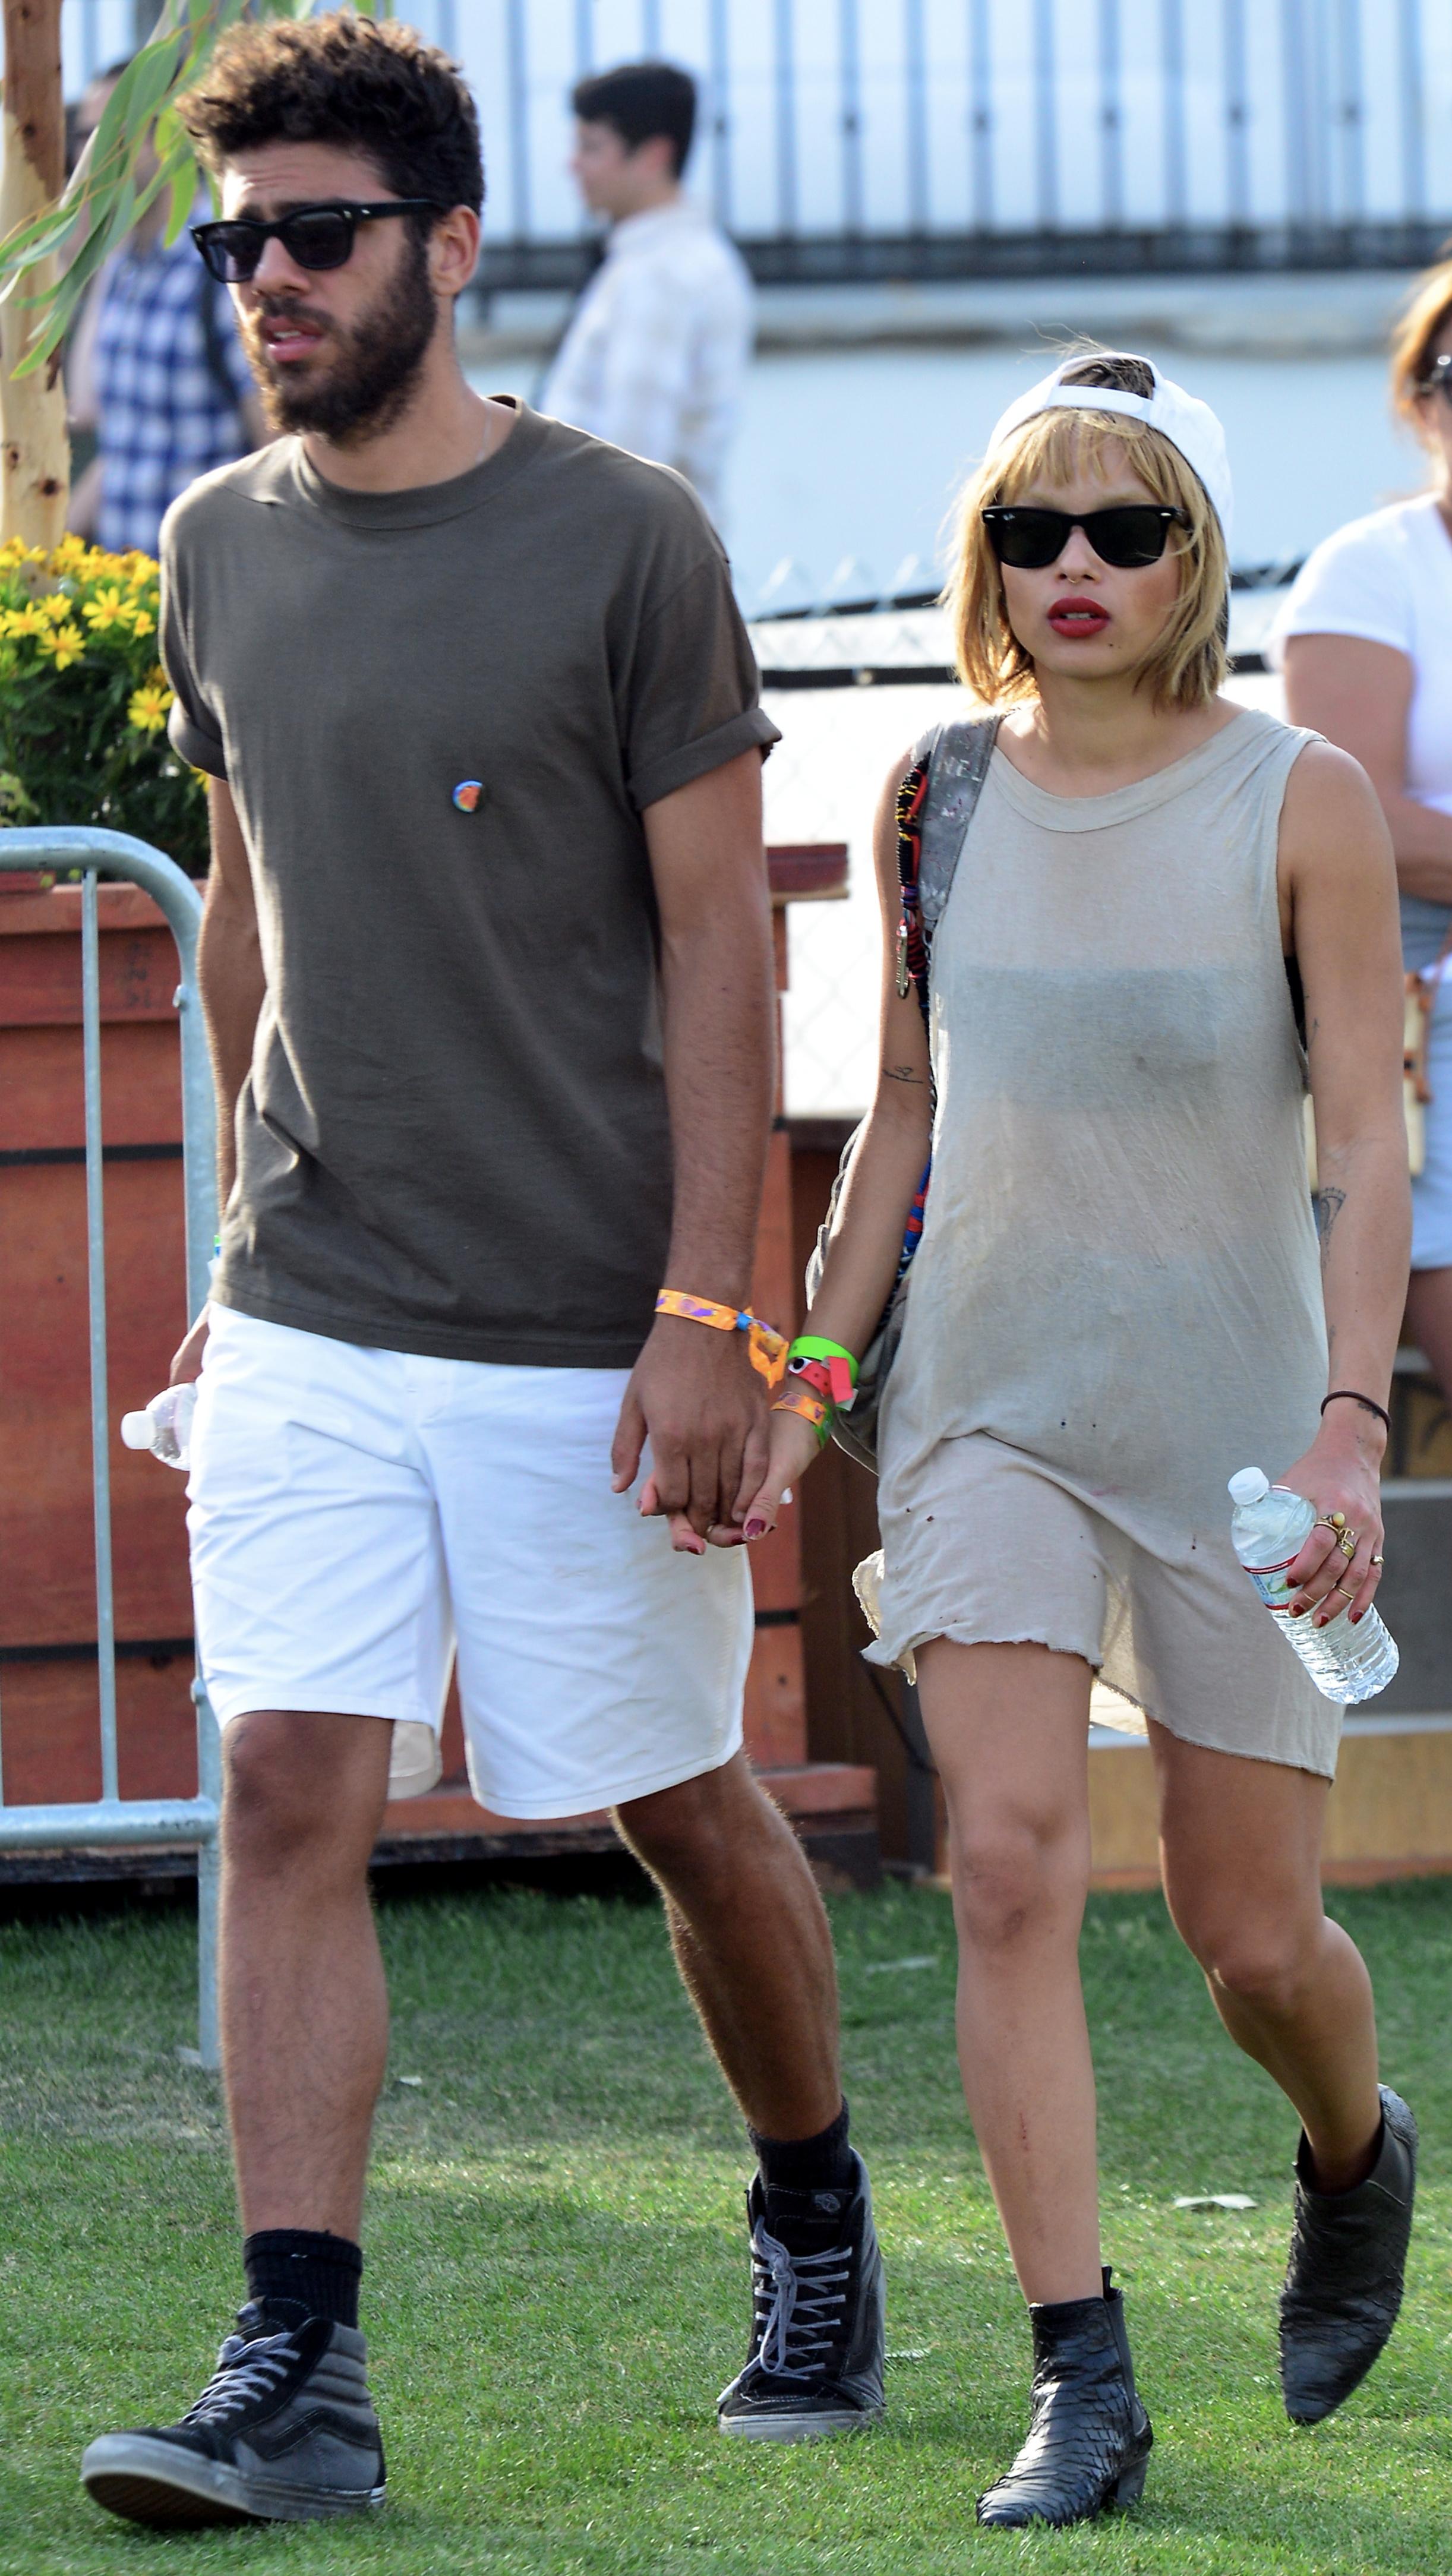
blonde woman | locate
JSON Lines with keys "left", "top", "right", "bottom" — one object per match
{"left": 741, "top": 356, "right": 1415, "bottom": 2525}
{"left": 1274, "top": 260, "right": 1452, "bottom": 1409}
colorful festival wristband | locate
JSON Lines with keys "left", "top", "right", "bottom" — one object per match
{"left": 786, "top": 1335, "right": 858, "bottom": 1409}
{"left": 771, "top": 1383, "right": 833, "bottom": 1448}
{"left": 655, "top": 1289, "right": 788, "bottom": 1388}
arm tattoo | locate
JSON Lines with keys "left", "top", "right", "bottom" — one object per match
{"left": 1314, "top": 1185, "right": 1346, "bottom": 1261}
{"left": 882, "top": 1062, "right": 926, "bottom": 1085}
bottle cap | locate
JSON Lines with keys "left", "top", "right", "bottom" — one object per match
{"left": 1227, "top": 1467, "right": 1271, "bottom": 1505}
{"left": 119, "top": 1410, "right": 153, "bottom": 1450}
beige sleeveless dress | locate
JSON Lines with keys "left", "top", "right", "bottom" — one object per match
{"left": 860, "top": 705, "right": 1339, "bottom": 1775}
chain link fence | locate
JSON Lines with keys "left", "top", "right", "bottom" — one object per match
{"left": 755, "top": 580, "right": 1293, "bottom": 1117}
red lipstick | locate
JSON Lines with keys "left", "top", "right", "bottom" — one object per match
{"left": 1047, "top": 595, "right": 1111, "bottom": 637}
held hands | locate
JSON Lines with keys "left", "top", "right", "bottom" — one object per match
{"left": 734, "top": 1401, "right": 826, "bottom": 1545}
{"left": 1280, "top": 1410, "right": 1388, "bottom": 1625}
{"left": 611, "top": 1314, "right": 770, "bottom": 1552}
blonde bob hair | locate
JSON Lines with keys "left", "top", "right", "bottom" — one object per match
{"left": 1388, "top": 257, "right": 1452, "bottom": 434}
{"left": 945, "top": 364, "right": 1230, "bottom": 711}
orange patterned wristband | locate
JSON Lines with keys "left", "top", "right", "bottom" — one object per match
{"left": 771, "top": 1384, "right": 832, "bottom": 1448}
{"left": 655, "top": 1289, "right": 789, "bottom": 1388}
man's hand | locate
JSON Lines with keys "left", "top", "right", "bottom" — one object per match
{"left": 611, "top": 1317, "right": 769, "bottom": 1552}
{"left": 170, "top": 1308, "right": 211, "bottom": 1384}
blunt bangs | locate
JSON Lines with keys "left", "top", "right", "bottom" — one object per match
{"left": 945, "top": 407, "right": 1230, "bottom": 711}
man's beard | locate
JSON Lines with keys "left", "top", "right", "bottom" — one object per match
{"left": 244, "top": 229, "right": 439, "bottom": 446}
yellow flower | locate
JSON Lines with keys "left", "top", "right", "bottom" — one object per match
{"left": 130, "top": 610, "right": 156, "bottom": 638}
{"left": 83, "top": 583, "right": 135, "bottom": 632}
{"left": 50, "top": 534, "right": 87, "bottom": 570}
{"left": 38, "top": 591, "right": 74, "bottom": 624}
{"left": 127, "top": 681, "right": 173, "bottom": 732}
{"left": 37, "top": 621, "right": 84, "bottom": 668}
{"left": 0, "top": 602, "right": 46, "bottom": 638}
{"left": 0, "top": 536, "right": 30, "bottom": 569}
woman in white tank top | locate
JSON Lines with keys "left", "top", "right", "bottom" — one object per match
{"left": 740, "top": 357, "right": 1413, "bottom": 2525}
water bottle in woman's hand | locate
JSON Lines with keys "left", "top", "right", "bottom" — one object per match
{"left": 120, "top": 1383, "right": 197, "bottom": 1471}
{"left": 1228, "top": 1467, "right": 1398, "bottom": 1705}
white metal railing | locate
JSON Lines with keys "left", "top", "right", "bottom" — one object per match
{"left": 0, "top": 830, "right": 221, "bottom": 2065}
{"left": 56, "top": 0, "right": 1452, "bottom": 276}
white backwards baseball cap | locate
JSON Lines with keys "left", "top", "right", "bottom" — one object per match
{"left": 986, "top": 353, "right": 1233, "bottom": 549}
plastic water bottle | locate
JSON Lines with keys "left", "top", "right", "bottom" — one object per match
{"left": 120, "top": 1383, "right": 197, "bottom": 1472}
{"left": 1227, "top": 1467, "right": 1398, "bottom": 1706}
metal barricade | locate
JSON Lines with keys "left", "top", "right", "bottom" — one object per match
{"left": 0, "top": 829, "right": 221, "bottom": 2064}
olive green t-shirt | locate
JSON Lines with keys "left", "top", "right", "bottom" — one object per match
{"left": 160, "top": 402, "right": 778, "bottom": 1365}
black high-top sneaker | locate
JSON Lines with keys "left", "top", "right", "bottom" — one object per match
{"left": 976, "top": 2269, "right": 1153, "bottom": 2530}
{"left": 717, "top": 2149, "right": 885, "bottom": 2440}
{"left": 1280, "top": 2084, "right": 1418, "bottom": 2426}
{"left": 80, "top": 2299, "right": 386, "bottom": 2526}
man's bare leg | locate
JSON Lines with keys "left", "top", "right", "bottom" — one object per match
{"left": 617, "top": 1750, "right": 885, "bottom": 2438}
{"left": 80, "top": 1709, "right": 394, "bottom": 2526}
{"left": 616, "top": 1750, "right": 841, "bottom": 2139}
{"left": 219, "top": 1710, "right": 394, "bottom": 2236}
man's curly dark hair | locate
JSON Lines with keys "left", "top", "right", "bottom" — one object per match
{"left": 180, "top": 11, "right": 483, "bottom": 220}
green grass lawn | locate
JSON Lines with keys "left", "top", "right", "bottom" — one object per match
{"left": 2, "top": 1873, "right": 1450, "bottom": 2574}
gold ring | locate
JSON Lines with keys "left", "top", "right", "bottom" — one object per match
{"left": 1371, "top": 1551, "right": 1385, "bottom": 1567}
{"left": 1339, "top": 1530, "right": 1358, "bottom": 1558}
{"left": 1314, "top": 1515, "right": 1342, "bottom": 1533}
{"left": 1330, "top": 1580, "right": 1356, "bottom": 1600}
{"left": 1328, "top": 1511, "right": 1347, "bottom": 1530}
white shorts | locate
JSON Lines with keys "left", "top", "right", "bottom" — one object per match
{"left": 188, "top": 1305, "right": 752, "bottom": 1818}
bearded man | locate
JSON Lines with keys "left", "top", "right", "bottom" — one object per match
{"left": 79, "top": 12, "right": 883, "bottom": 2531}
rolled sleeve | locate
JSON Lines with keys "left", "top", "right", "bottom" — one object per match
{"left": 160, "top": 501, "right": 229, "bottom": 778}
{"left": 167, "top": 693, "right": 228, "bottom": 777}
{"left": 632, "top": 704, "right": 780, "bottom": 812}
{"left": 622, "top": 548, "right": 780, "bottom": 812}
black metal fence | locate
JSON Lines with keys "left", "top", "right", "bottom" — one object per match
{"left": 63, "top": 0, "right": 1452, "bottom": 287}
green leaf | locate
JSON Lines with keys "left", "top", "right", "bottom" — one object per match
{"left": 160, "top": 146, "right": 202, "bottom": 248}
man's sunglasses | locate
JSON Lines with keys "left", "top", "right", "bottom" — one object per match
{"left": 191, "top": 198, "right": 443, "bottom": 285}
{"left": 980, "top": 503, "right": 1191, "bottom": 570}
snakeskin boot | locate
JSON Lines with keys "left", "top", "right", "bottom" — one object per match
{"left": 976, "top": 2268, "right": 1152, "bottom": 2530}
{"left": 1280, "top": 2084, "right": 1417, "bottom": 2426}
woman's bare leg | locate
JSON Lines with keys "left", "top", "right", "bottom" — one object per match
{"left": 1404, "top": 1266, "right": 1452, "bottom": 1413}
{"left": 1151, "top": 1725, "right": 1382, "bottom": 2189}
{"left": 915, "top": 1639, "right": 1101, "bottom": 2303}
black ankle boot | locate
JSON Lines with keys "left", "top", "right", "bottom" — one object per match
{"left": 1280, "top": 2084, "right": 1418, "bottom": 2426}
{"left": 976, "top": 2267, "right": 1152, "bottom": 2530}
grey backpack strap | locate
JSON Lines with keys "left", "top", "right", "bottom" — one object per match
{"left": 918, "top": 715, "right": 1000, "bottom": 942}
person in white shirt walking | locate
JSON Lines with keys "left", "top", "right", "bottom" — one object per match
{"left": 542, "top": 60, "right": 753, "bottom": 528}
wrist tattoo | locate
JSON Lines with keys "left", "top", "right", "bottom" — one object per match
{"left": 882, "top": 1062, "right": 925, "bottom": 1086}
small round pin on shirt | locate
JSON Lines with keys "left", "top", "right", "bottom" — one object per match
{"left": 452, "top": 779, "right": 482, "bottom": 813}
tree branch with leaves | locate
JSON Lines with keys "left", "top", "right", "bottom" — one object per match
{"left": 0, "top": 0, "right": 368, "bottom": 549}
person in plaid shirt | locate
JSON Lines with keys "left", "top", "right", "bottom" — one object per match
{"left": 91, "top": 222, "right": 264, "bottom": 555}
{"left": 68, "top": 64, "right": 265, "bottom": 557}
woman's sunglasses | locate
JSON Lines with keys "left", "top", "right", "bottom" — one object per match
{"left": 191, "top": 198, "right": 443, "bottom": 285}
{"left": 980, "top": 504, "right": 1190, "bottom": 570}
{"left": 1418, "top": 352, "right": 1452, "bottom": 403}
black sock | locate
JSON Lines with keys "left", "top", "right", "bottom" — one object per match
{"left": 243, "top": 2229, "right": 362, "bottom": 2329}
{"left": 750, "top": 2099, "right": 854, "bottom": 2200}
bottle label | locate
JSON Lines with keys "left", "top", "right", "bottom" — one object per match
{"left": 1244, "top": 1551, "right": 1296, "bottom": 1610}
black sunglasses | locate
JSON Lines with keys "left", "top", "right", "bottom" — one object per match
{"left": 191, "top": 198, "right": 443, "bottom": 285}
{"left": 1418, "top": 352, "right": 1452, "bottom": 403}
{"left": 981, "top": 503, "right": 1190, "bottom": 570}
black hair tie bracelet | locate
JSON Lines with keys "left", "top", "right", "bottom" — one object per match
{"left": 1321, "top": 1389, "right": 1391, "bottom": 1434}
